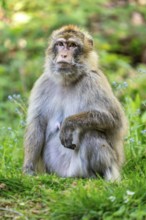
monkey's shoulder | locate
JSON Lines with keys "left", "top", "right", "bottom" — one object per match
{"left": 30, "top": 74, "right": 56, "bottom": 97}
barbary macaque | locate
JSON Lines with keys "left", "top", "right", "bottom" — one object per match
{"left": 23, "top": 25, "right": 127, "bottom": 181}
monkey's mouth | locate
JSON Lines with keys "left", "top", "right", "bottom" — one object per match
{"left": 56, "top": 62, "right": 73, "bottom": 70}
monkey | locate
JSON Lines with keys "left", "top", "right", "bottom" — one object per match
{"left": 23, "top": 25, "right": 127, "bottom": 181}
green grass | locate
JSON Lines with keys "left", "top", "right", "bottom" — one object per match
{"left": 0, "top": 170, "right": 146, "bottom": 219}
{"left": 0, "top": 95, "right": 146, "bottom": 220}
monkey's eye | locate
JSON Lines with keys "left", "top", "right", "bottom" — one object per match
{"left": 56, "top": 41, "right": 64, "bottom": 47}
{"left": 68, "top": 42, "right": 78, "bottom": 48}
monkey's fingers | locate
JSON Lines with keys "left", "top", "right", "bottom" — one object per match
{"left": 61, "top": 137, "right": 76, "bottom": 149}
{"left": 65, "top": 144, "right": 76, "bottom": 150}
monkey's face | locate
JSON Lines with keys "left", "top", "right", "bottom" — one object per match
{"left": 50, "top": 36, "right": 84, "bottom": 83}
{"left": 54, "top": 38, "right": 81, "bottom": 71}
{"left": 47, "top": 26, "right": 94, "bottom": 84}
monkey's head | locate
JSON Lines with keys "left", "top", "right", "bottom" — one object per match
{"left": 46, "top": 25, "right": 98, "bottom": 84}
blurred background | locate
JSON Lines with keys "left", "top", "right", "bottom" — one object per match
{"left": 0, "top": 0, "right": 146, "bottom": 139}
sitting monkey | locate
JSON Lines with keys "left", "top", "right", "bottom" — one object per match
{"left": 23, "top": 25, "right": 127, "bottom": 181}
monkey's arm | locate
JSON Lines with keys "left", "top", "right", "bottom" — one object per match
{"left": 60, "top": 109, "right": 122, "bottom": 149}
{"left": 67, "top": 110, "right": 121, "bottom": 129}
{"left": 23, "top": 114, "right": 46, "bottom": 174}
{"left": 23, "top": 74, "right": 48, "bottom": 174}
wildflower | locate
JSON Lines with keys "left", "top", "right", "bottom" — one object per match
{"left": 124, "top": 197, "right": 129, "bottom": 203}
{"left": 112, "top": 81, "right": 117, "bottom": 87}
{"left": 109, "top": 196, "right": 116, "bottom": 202}
{"left": 141, "top": 129, "right": 146, "bottom": 135}
{"left": 20, "top": 120, "right": 26, "bottom": 127}
{"left": 123, "top": 82, "right": 128, "bottom": 88}
{"left": 8, "top": 95, "right": 13, "bottom": 101}
{"left": 123, "top": 190, "right": 135, "bottom": 204}
{"left": 8, "top": 127, "right": 12, "bottom": 131}
{"left": 126, "top": 190, "right": 135, "bottom": 196}
{"left": 129, "top": 138, "right": 135, "bottom": 143}
{"left": 138, "top": 68, "right": 146, "bottom": 74}
{"left": 142, "top": 100, "right": 146, "bottom": 107}
{"left": 12, "top": 94, "right": 17, "bottom": 99}
{"left": 135, "top": 109, "right": 141, "bottom": 115}
{"left": 16, "top": 94, "right": 21, "bottom": 99}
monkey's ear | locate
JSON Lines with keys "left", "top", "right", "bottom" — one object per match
{"left": 88, "top": 39, "right": 93, "bottom": 47}
{"left": 85, "top": 38, "right": 93, "bottom": 51}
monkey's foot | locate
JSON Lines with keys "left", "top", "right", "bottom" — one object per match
{"left": 23, "top": 167, "right": 36, "bottom": 176}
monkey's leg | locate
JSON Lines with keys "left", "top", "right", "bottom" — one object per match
{"left": 79, "top": 130, "right": 121, "bottom": 181}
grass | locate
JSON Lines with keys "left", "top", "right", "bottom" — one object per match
{"left": 0, "top": 95, "right": 146, "bottom": 220}
{"left": 1, "top": 172, "right": 146, "bottom": 219}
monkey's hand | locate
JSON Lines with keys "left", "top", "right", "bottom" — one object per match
{"left": 59, "top": 119, "right": 76, "bottom": 150}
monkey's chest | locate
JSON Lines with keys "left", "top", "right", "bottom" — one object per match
{"left": 46, "top": 95, "right": 83, "bottom": 137}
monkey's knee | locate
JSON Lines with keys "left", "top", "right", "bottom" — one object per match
{"left": 80, "top": 131, "right": 119, "bottom": 179}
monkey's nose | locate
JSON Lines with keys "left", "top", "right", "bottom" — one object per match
{"left": 61, "top": 54, "right": 67, "bottom": 58}
{"left": 56, "top": 53, "right": 72, "bottom": 64}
